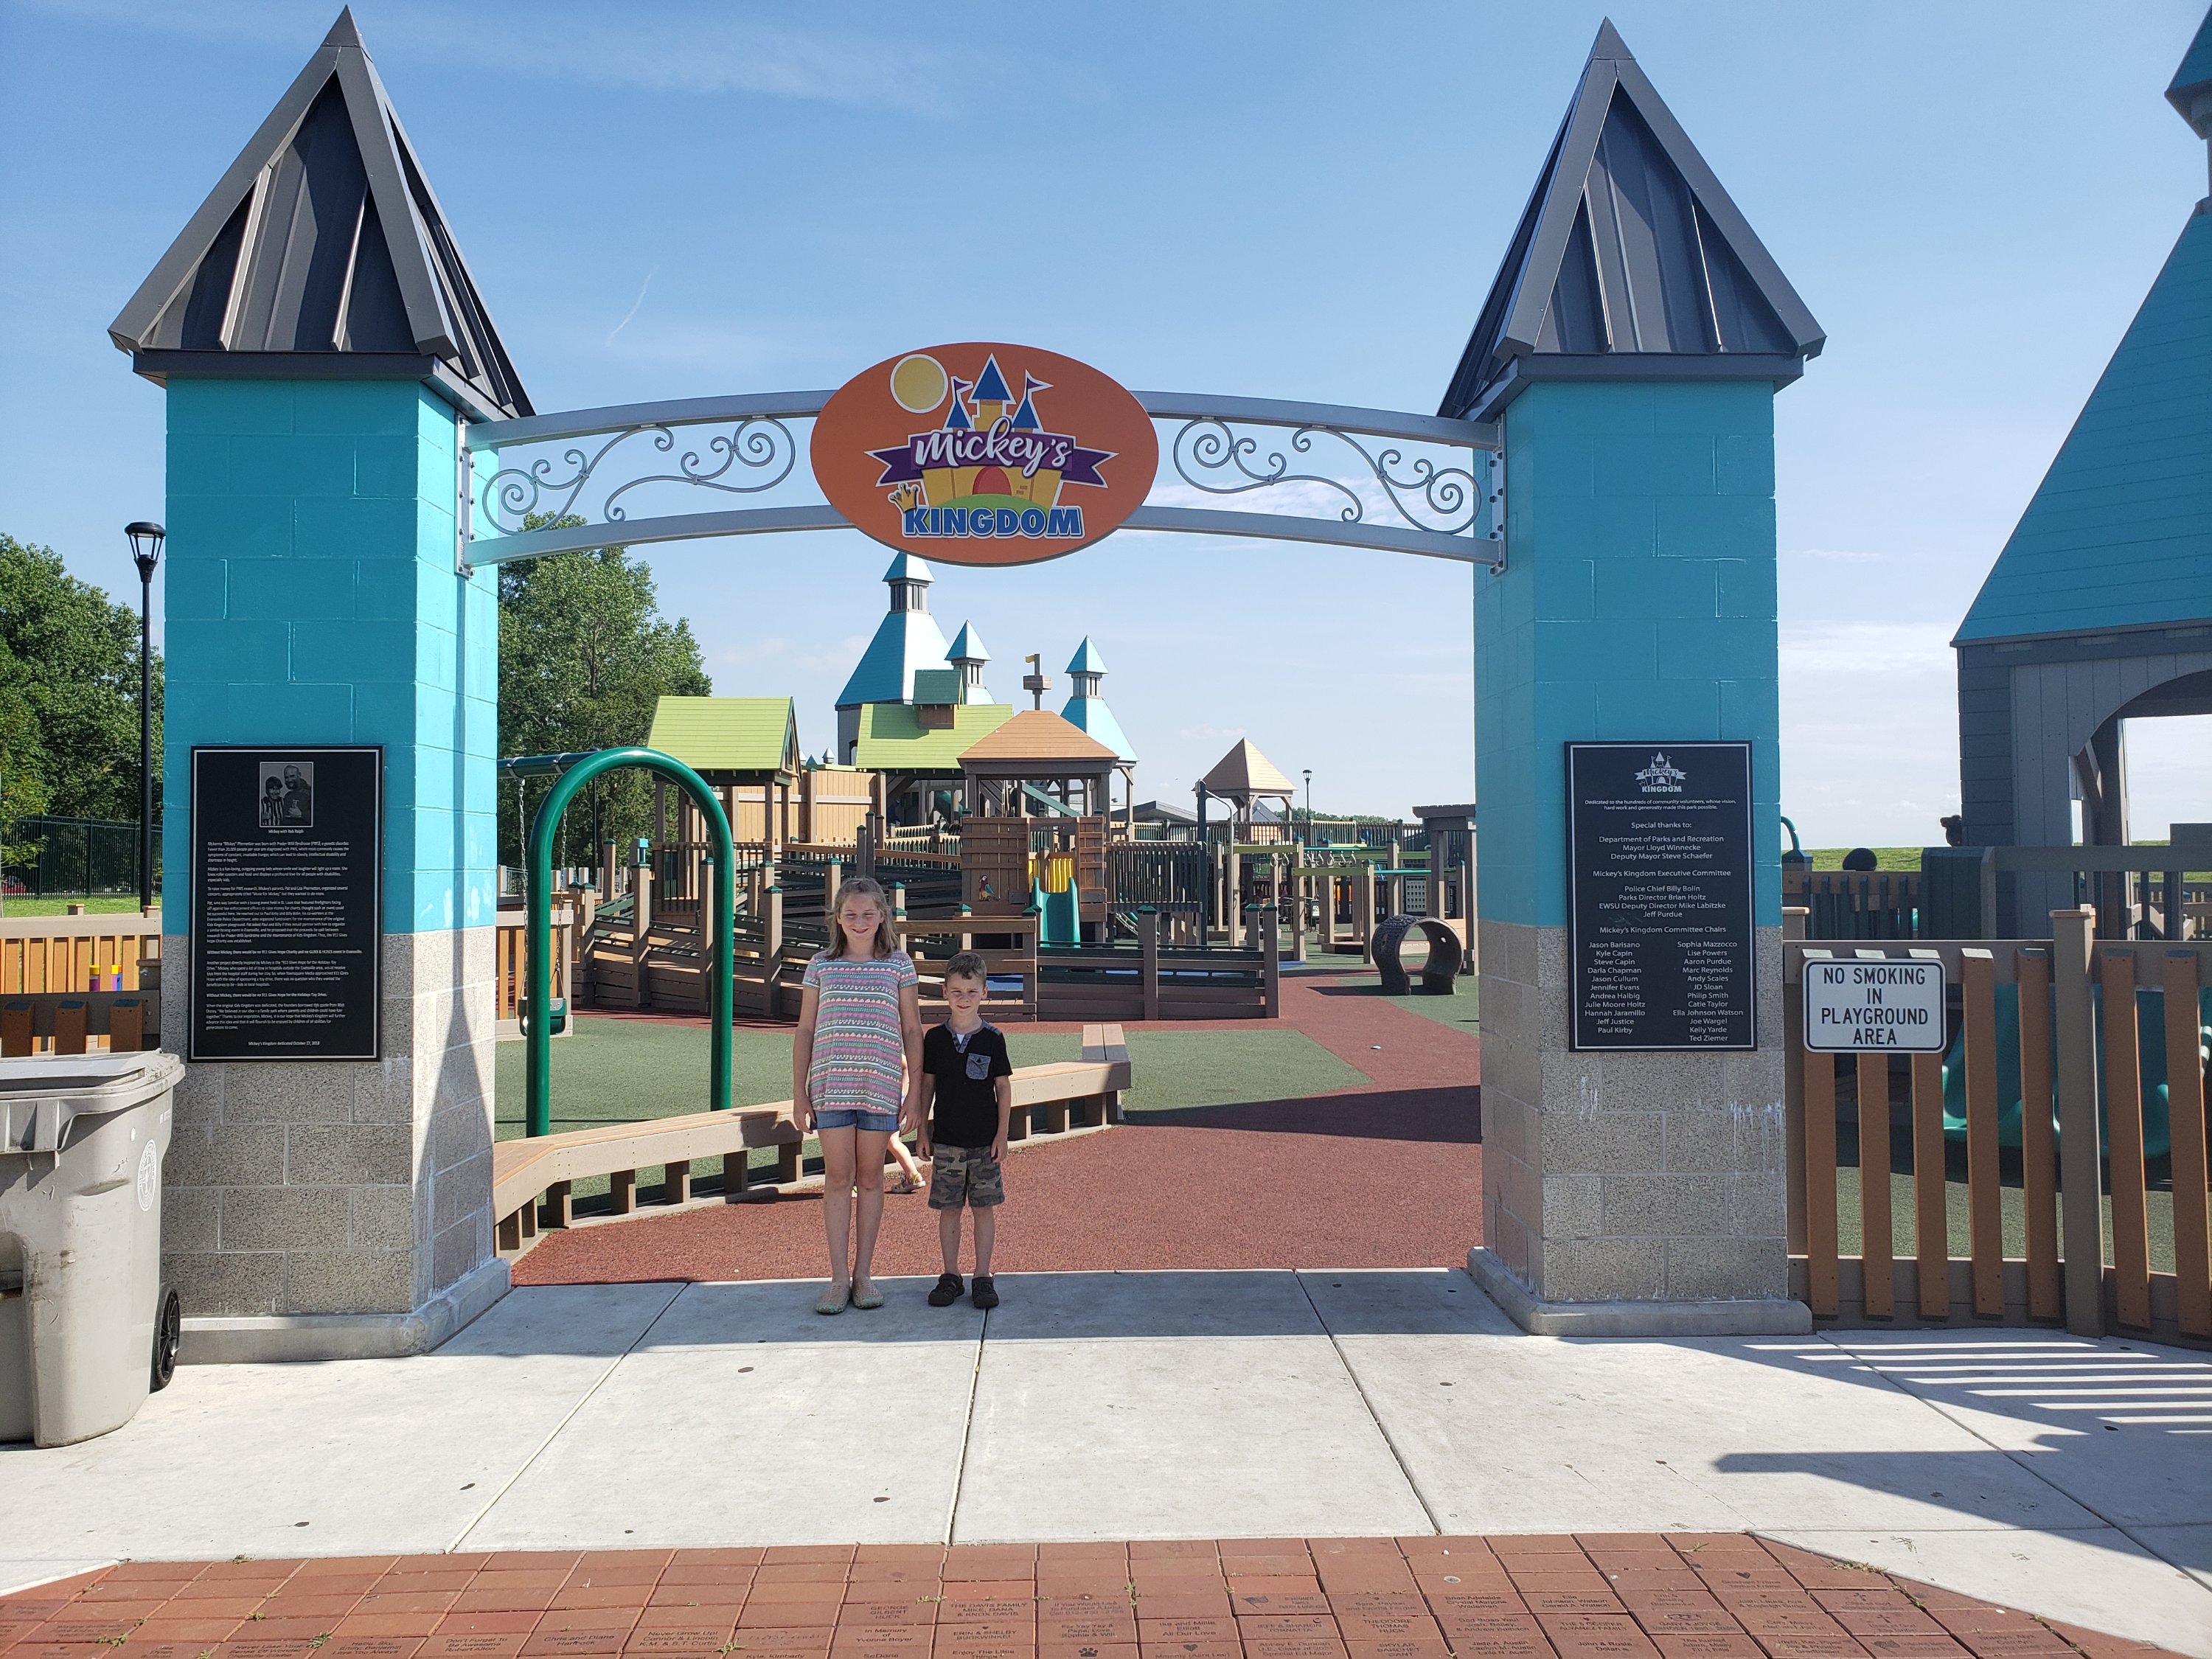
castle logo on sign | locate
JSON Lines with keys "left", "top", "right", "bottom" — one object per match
{"left": 810, "top": 342, "right": 1158, "bottom": 568}
{"left": 1636, "top": 752, "right": 1687, "bottom": 794}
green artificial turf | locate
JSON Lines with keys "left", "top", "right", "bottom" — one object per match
{"left": 493, "top": 1016, "right": 1371, "bottom": 1197}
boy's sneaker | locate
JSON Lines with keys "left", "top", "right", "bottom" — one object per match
{"left": 971, "top": 1276, "right": 999, "bottom": 1310}
{"left": 928, "top": 1273, "right": 964, "bottom": 1307}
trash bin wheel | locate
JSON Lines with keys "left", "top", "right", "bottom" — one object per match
{"left": 150, "top": 1285, "right": 181, "bottom": 1391}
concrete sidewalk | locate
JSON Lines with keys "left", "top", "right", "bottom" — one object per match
{"left": 1, "top": 1270, "right": 2206, "bottom": 1655}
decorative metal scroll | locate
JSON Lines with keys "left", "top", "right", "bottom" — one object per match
{"left": 463, "top": 390, "right": 1502, "bottom": 568}
{"left": 481, "top": 416, "right": 799, "bottom": 536}
{"left": 1169, "top": 419, "right": 1481, "bottom": 538}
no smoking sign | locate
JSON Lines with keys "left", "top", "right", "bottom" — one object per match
{"left": 1803, "top": 958, "right": 1947, "bottom": 1052}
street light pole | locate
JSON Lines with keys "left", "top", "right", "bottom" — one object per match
{"left": 127, "top": 522, "right": 164, "bottom": 917}
{"left": 1302, "top": 769, "right": 1312, "bottom": 849}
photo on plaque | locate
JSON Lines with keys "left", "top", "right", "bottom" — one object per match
{"left": 256, "top": 759, "right": 315, "bottom": 829}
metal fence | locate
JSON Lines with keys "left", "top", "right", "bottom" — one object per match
{"left": 2, "top": 815, "right": 153, "bottom": 898}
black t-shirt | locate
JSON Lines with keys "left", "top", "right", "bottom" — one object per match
{"left": 922, "top": 1021, "right": 1012, "bottom": 1148}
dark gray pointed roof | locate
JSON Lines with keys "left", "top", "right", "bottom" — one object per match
{"left": 1439, "top": 20, "right": 1823, "bottom": 420}
{"left": 109, "top": 8, "right": 529, "bottom": 418}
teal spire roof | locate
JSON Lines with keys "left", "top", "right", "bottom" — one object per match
{"left": 949, "top": 622, "right": 990, "bottom": 663}
{"left": 2168, "top": 6, "right": 2212, "bottom": 132}
{"left": 837, "top": 610, "right": 950, "bottom": 707}
{"left": 1956, "top": 208, "right": 2212, "bottom": 643}
{"left": 1066, "top": 637, "right": 1107, "bottom": 674}
{"left": 1062, "top": 694, "right": 1135, "bottom": 764}
{"left": 883, "top": 552, "right": 933, "bottom": 584}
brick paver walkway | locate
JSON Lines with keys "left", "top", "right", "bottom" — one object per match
{"left": 0, "top": 1534, "right": 2181, "bottom": 1659}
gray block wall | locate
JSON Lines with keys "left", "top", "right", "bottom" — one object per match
{"left": 160, "top": 928, "right": 498, "bottom": 1318}
{"left": 1480, "top": 920, "right": 1788, "bottom": 1304}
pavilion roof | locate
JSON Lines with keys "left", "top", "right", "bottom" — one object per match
{"left": 646, "top": 697, "right": 800, "bottom": 778}
{"left": 1201, "top": 738, "right": 1295, "bottom": 798}
{"left": 851, "top": 702, "right": 1012, "bottom": 772}
{"left": 959, "top": 710, "right": 1119, "bottom": 768}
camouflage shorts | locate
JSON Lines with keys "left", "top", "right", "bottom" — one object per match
{"left": 928, "top": 1145, "right": 1005, "bottom": 1209}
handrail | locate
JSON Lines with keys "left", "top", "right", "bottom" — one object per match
{"left": 526, "top": 747, "right": 734, "bottom": 1136}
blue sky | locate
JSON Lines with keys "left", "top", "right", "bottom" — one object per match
{"left": 4, "top": 0, "right": 2209, "bottom": 844}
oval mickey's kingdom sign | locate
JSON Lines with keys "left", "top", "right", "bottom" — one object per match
{"left": 810, "top": 343, "right": 1158, "bottom": 567}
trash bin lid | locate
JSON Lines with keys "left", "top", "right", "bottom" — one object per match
{"left": 0, "top": 1051, "right": 185, "bottom": 1155}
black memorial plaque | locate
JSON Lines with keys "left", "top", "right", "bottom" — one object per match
{"left": 1567, "top": 741, "right": 1756, "bottom": 1051}
{"left": 189, "top": 746, "right": 383, "bottom": 1061}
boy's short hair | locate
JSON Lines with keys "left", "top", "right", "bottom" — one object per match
{"left": 944, "top": 950, "right": 989, "bottom": 984}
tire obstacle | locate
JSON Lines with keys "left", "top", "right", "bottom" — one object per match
{"left": 1368, "top": 913, "right": 1464, "bottom": 996}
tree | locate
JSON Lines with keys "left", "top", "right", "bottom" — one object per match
{"left": 0, "top": 533, "right": 163, "bottom": 870}
{"left": 496, "top": 527, "right": 709, "bottom": 869}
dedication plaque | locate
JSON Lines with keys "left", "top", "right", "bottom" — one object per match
{"left": 189, "top": 747, "right": 382, "bottom": 1061}
{"left": 1567, "top": 741, "right": 1755, "bottom": 1051}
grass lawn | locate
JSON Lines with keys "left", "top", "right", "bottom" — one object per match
{"left": 490, "top": 1015, "right": 1369, "bottom": 1198}
{"left": 1830, "top": 1166, "right": 2178, "bottom": 1276}
{"left": 2, "top": 897, "right": 158, "bottom": 917}
{"left": 1805, "top": 847, "right": 1922, "bottom": 871}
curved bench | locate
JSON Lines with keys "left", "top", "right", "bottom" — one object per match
{"left": 1370, "top": 914, "right": 1464, "bottom": 996}
{"left": 495, "top": 1023, "right": 1133, "bottom": 1253}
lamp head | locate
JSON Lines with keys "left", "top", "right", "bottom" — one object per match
{"left": 125, "top": 521, "right": 164, "bottom": 582}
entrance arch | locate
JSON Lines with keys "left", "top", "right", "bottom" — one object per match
{"left": 116, "top": 10, "right": 1824, "bottom": 1353}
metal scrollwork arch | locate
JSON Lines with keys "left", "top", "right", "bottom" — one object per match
{"left": 1170, "top": 417, "right": 1481, "bottom": 538}
{"left": 484, "top": 416, "right": 799, "bottom": 535}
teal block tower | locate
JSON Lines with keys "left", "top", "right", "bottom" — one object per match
{"left": 1440, "top": 25, "right": 1824, "bottom": 1324}
{"left": 108, "top": 12, "right": 530, "bottom": 1355}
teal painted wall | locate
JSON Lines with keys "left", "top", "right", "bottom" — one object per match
{"left": 1478, "top": 380, "right": 1781, "bottom": 930}
{"left": 1958, "top": 209, "right": 2212, "bottom": 642}
{"left": 162, "top": 378, "right": 498, "bottom": 934}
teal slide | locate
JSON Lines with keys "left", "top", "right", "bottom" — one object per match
{"left": 1937, "top": 982, "right": 2211, "bottom": 1159}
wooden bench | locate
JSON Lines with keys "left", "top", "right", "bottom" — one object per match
{"left": 493, "top": 1024, "right": 1131, "bottom": 1254}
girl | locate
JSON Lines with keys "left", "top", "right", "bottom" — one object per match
{"left": 792, "top": 877, "right": 922, "bottom": 1313}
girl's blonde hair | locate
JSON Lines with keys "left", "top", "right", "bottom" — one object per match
{"left": 827, "top": 877, "right": 900, "bottom": 959}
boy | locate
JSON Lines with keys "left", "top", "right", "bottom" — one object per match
{"left": 914, "top": 951, "right": 1012, "bottom": 1308}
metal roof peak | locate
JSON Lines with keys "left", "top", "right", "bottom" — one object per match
{"left": 2166, "top": 5, "right": 2212, "bottom": 135}
{"left": 108, "top": 7, "right": 529, "bottom": 417}
{"left": 1438, "top": 20, "right": 1822, "bottom": 420}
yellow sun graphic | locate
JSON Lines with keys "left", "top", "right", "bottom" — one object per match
{"left": 888, "top": 353, "right": 949, "bottom": 414}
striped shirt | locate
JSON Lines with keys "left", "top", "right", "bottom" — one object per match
{"left": 801, "top": 950, "right": 918, "bottom": 1116}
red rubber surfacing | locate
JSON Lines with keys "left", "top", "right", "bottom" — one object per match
{"left": 513, "top": 973, "right": 1482, "bottom": 1285}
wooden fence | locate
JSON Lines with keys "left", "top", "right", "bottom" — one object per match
{"left": 0, "top": 914, "right": 164, "bottom": 1054}
{"left": 1782, "top": 866, "right": 1923, "bottom": 939}
{"left": 1787, "top": 910, "right": 2211, "bottom": 1347}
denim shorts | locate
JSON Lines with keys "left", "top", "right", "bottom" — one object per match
{"left": 813, "top": 1107, "right": 898, "bottom": 1133}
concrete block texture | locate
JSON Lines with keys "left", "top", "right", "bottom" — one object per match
{"left": 162, "top": 928, "right": 497, "bottom": 1322}
{"left": 1479, "top": 923, "right": 1790, "bottom": 1307}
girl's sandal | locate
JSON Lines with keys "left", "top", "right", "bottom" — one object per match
{"left": 850, "top": 1282, "right": 886, "bottom": 1310}
{"left": 815, "top": 1283, "right": 850, "bottom": 1316}
{"left": 888, "top": 1178, "right": 920, "bottom": 1195}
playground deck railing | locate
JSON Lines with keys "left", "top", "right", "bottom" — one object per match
{"left": 0, "top": 914, "right": 164, "bottom": 1054}
{"left": 1784, "top": 913, "right": 2211, "bottom": 1349}
{"left": 1037, "top": 908, "right": 1280, "bottom": 1022}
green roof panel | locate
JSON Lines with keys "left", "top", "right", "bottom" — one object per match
{"left": 646, "top": 696, "right": 799, "bottom": 775}
{"left": 850, "top": 701, "right": 1012, "bottom": 771}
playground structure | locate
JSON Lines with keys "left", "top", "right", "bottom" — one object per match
{"left": 499, "top": 682, "right": 1469, "bottom": 1026}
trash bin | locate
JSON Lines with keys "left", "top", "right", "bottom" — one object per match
{"left": 0, "top": 1050, "right": 186, "bottom": 1447}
